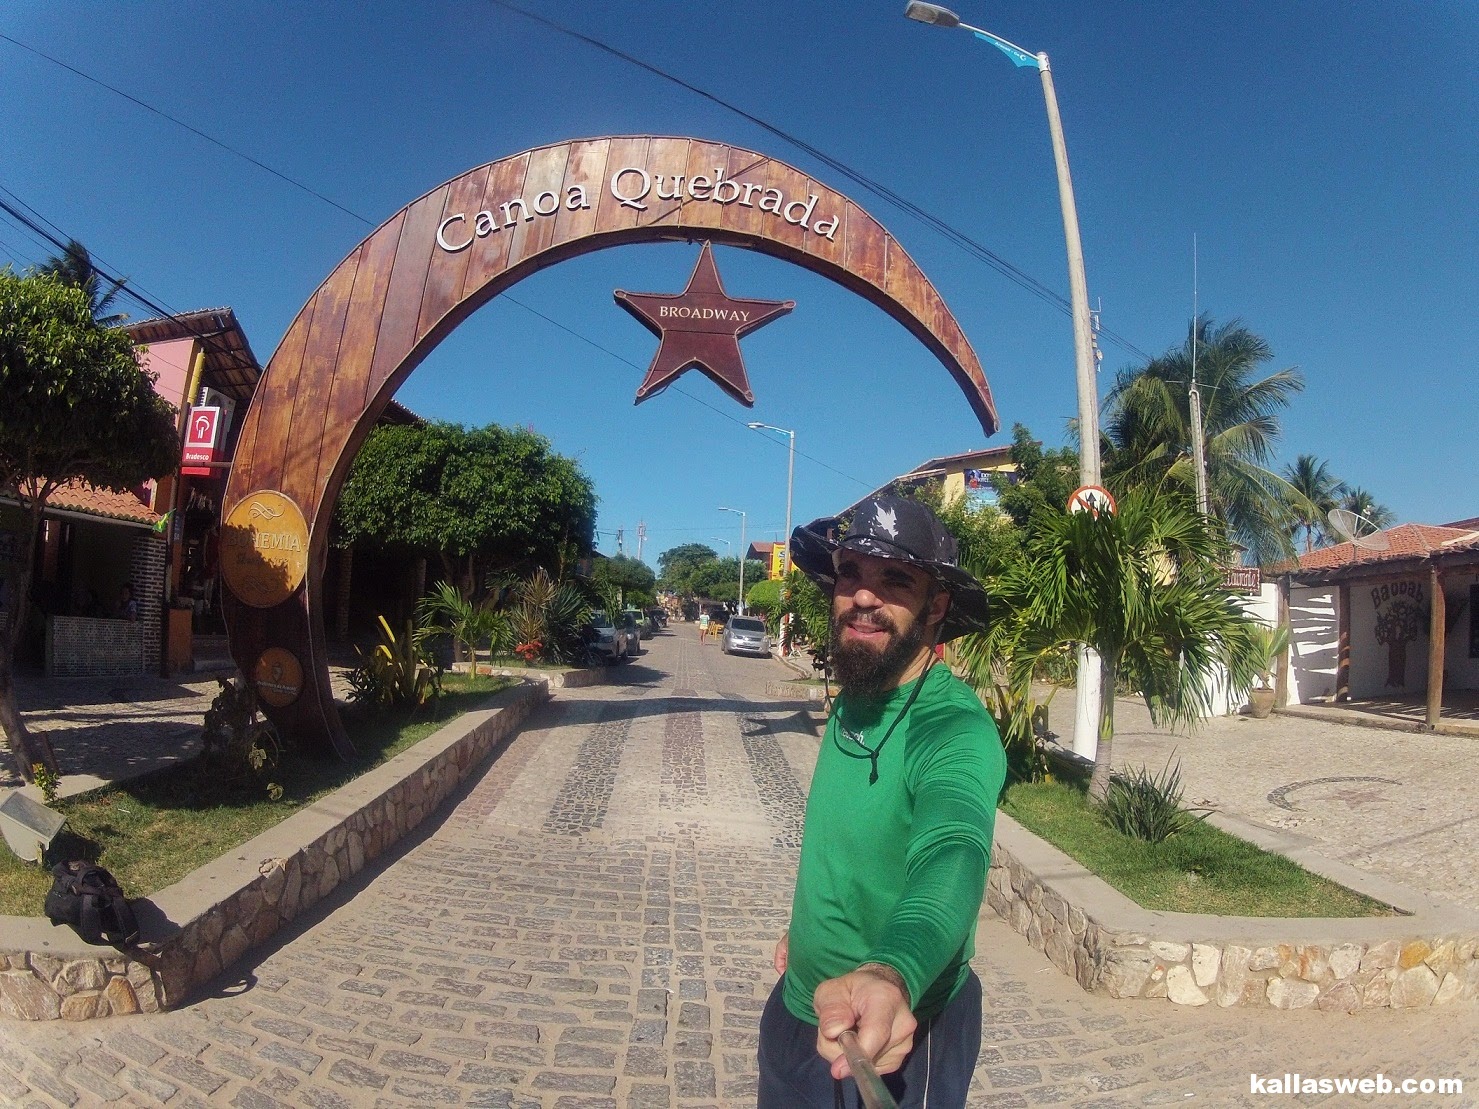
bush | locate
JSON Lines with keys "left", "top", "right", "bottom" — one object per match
{"left": 201, "top": 678, "right": 285, "bottom": 799}
{"left": 348, "top": 615, "right": 443, "bottom": 710}
{"left": 1100, "top": 756, "right": 1211, "bottom": 844}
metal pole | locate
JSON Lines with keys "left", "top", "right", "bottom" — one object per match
{"left": 738, "top": 511, "right": 747, "bottom": 614}
{"left": 1037, "top": 51, "right": 1104, "bottom": 761}
{"left": 783, "top": 429, "right": 795, "bottom": 577}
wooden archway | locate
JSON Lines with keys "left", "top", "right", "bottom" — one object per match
{"left": 222, "top": 136, "right": 1000, "bottom": 751}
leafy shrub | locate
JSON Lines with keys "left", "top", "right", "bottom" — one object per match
{"left": 349, "top": 615, "right": 442, "bottom": 710}
{"left": 1100, "top": 757, "right": 1211, "bottom": 844}
{"left": 31, "top": 763, "right": 60, "bottom": 805}
{"left": 417, "top": 581, "right": 511, "bottom": 665}
{"left": 201, "top": 677, "right": 285, "bottom": 799}
{"left": 498, "top": 568, "right": 592, "bottom": 664}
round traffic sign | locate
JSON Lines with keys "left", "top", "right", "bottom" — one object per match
{"left": 1067, "top": 484, "right": 1117, "bottom": 518}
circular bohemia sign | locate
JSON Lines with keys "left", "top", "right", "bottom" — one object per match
{"left": 1067, "top": 484, "right": 1117, "bottom": 518}
{"left": 253, "top": 647, "right": 304, "bottom": 708}
{"left": 221, "top": 490, "right": 310, "bottom": 608}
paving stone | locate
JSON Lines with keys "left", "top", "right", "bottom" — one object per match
{"left": 3, "top": 646, "right": 1477, "bottom": 1107}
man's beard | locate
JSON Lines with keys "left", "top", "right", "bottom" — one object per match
{"left": 830, "top": 602, "right": 932, "bottom": 699}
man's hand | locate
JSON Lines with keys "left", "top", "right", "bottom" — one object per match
{"left": 813, "top": 964, "right": 916, "bottom": 1079}
{"left": 773, "top": 931, "right": 789, "bottom": 975}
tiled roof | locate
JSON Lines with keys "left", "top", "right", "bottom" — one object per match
{"left": 1293, "top": 523, "right": 1476, "bottom": 572}
{"left": 47, "top": 480, "right": 161, "bottom": 526}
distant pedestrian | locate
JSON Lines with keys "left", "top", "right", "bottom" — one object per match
{"left": 758, "top": 496, "right": 1004, "bottom": 1109}
{"left": 116, "top": 584, "right": 139, "bottom": 622}
{"left": 698, "top": 611, "right": 711, "bottom": 642}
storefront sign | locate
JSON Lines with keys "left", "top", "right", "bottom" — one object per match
{"left": 221, "top": 490, "right": 309, "bottom": 609}
{"left": 181, "top": 405, "right": 222, "bottom": 476}
{"left": 253, "top": 647, "right": 303, "bottom": 707}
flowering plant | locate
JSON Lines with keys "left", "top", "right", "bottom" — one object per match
{"left": 513, "top": 640, "right": 542, "bottom": 664}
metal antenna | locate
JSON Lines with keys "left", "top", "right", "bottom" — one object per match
{"left": 1188, "top": 234, "right": 1209, "bottom": 515}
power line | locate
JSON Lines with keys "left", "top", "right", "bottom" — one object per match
{"left": 485, "top": 1, "right": 1155, "bottom": 364}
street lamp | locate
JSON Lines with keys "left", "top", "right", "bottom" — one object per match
{"left": 747, "top": 422, "right": 795, "bottom": 577}
{"left": 718, "top": 506, "right": 747, "bottom": 614}
{"left": 709, "top": 536, "right": 731, "bottom": 555}
{"left": 904, "top": 1, "right": 1103, "bottom": 761}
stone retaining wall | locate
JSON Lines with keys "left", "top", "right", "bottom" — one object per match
{"left": 0, "top": 679, "right": 550, "bottom": 1021}
{"left": 986, "top": 812, "right": 1479, "bottom": 1011}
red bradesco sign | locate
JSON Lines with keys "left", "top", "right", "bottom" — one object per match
{"left": 181, "top": 406, "right": 221, "bottom": 475}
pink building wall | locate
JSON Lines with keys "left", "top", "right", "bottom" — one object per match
{"left": 137, "top": 336, "right": 196, "bottom": 409}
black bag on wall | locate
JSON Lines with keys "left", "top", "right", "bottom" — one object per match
{"left": 43, "top": 861, "right": 140, "bottom": 947}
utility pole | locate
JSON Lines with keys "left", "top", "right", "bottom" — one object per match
{"left": 636, "top": 521, "right": 647, "bottom": 563}
{"left": 616, "top": 527, "right": 624, "bottom": 556}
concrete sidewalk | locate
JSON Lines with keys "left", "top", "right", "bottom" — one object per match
{"left": 1, "top": 670, "right": 219, "bottom": 798}
{"left": 1044, "top": 689, "right": 1479, "bottom": 915}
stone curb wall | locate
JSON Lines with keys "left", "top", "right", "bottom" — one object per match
{"left": 986, "top": 813, "right": 1479, "bottom": 1011}
{"left": 0, "top": 679, "right": 550, "bottom": 1022}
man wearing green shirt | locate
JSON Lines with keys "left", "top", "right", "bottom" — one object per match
{"left": 758, "top": 496, "right": 1005, "bottom": 1108}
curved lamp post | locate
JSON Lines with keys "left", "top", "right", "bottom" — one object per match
{"left": 747, "top": 422, "right": 796, "bottom": 577}
{"left": 904, "top": 1, "right": 1102, "bottom": 760}
{"left": 718, "top": 506, "right": 748, "bottom": 614}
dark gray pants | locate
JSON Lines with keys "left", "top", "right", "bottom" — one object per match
{"left": 757, "top": 971, "right": 982, "bottom": 1108}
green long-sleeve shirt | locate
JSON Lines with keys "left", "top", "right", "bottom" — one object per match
{"left": 782, "top": 664, "right": 1006, "bottom": 1024}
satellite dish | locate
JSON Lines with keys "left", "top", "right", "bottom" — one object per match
{"left": 1328, "top": 508, "right": 1391, "bottom": 551}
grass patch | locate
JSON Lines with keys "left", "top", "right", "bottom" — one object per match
{"left": 0, "top": 674, "right": 513, "bottom": 917}
{"left": 1001, "top": 778, "right": 1395, "bottom": 918}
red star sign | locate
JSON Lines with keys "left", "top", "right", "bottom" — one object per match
{"left": 614, "top": 241, "right": 794, "bottom": 407}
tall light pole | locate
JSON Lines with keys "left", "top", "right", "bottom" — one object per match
{"left": 747, "top": 422, "right": 795, "bottom": 576}
{"left": 904, "top": 1, "right": 1103, "bottom": 760}
{"left": 709, "top": 537, "right": 731, "bottom": 555}
{"left": 718, "top": 506, "right": 747, "bottom": 613}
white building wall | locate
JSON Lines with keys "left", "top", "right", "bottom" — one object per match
{"left": 1203, "top": 583, "right": 1281, "bottom": 717}
{"left": 1288, "top": 585, "right": 1338, "bottom": 704}
{"left": 1350, "top": 577, "right": 1429, "bottom": 698}
{"left": 1442, "top": 572, "right": 1479, "bottom": 691}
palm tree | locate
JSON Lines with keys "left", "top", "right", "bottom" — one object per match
{"left": 38, "top": 240, "right": 129, "bottom": 325}
{"left": 1103, "top": 316, "right": 1304, "bottom": 564}
{"left": 1282, "top": 454, "right": 1347, "bottom": 552}
{"left": 1338, "top": 488, "right": 1396, "bottom": 533}
{"left": 958, "top": 488, "right": 1259, "bottom": 801}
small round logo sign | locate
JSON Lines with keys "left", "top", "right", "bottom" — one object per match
{"left": 1067, "top": 484, "right": 1117, "bottom": 518}
{"left": 221, "top": 490, "right": 310, "bottom": 608}
{"left": 253, "top": 647, "right": 304, "bottom": 708}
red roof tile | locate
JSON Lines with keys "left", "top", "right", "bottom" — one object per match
{"left": 47, "top": 480, "right": 161, "bottom": 526}
{"left": 1294, "top": 523, "right": 1474, "bottom": 571}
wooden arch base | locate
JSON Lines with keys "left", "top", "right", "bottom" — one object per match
{"left": 222, "top": 136, "right": 1000, "bottom": 753}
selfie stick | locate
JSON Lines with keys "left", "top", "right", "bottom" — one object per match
{"left": 837, "top": 1030, "right": 899, "bottom": 1109}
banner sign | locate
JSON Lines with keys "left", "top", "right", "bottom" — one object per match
{"left": 181, "top": 406, "right": 222, "bottom": 476}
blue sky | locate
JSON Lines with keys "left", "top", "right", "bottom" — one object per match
{"left": 2, "top": 1, "right": 1475, "bottom": 566}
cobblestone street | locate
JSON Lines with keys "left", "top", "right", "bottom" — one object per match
{"left": 1, "top": 628, "right": 1475, "bottom": 1106}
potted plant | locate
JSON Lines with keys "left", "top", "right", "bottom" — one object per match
{"left": 1245, "top": 623, "right": 1290, "bottom": 719}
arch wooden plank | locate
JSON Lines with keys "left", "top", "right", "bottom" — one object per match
{"left": 223, "top": 136, "right": 998, "bottom": 749}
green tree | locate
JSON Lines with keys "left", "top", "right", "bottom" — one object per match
{"left": 335, "top": 421, "right": 597, "bottom": 599}
{"left": 1104, "top": 316, "right": 1303, "bottom": 563}
{"left": 657, "top": 543, "right": 719, "bottom": 596}
{"left": 1337, "top": 487, "right": 1395, "bottom": 533}
{"left": 0, "top": 270, "right": 180, "bottom": 780}
{"left": 590, "top": 553, "right": 656, "bottom": 609}
{"left": 37, "top": 240, "right": 129, "bottom": 325}
{"left": 745, "top": 577, "right": 783, "bottom": 625}
{"left": 1282, "top": 454, "right": 1346, "bottom": 553}
{"left": 959, "top": 487, "right": 1259, "bottom": 801}
{"left": 994, "top": 423, "right": 1079, "bottom": 532}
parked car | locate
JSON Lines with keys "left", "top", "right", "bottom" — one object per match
{"left": 624, "top": 608, "right": 653, "bottom": 641}
{"left": 721, "top": 615, "right": 771, "bottom": 657}
{"left": 585, "top": 610, "right": 631, "bottom": 664}
{"left": 618, "top": 610, "right": 643, "bottom": 653}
